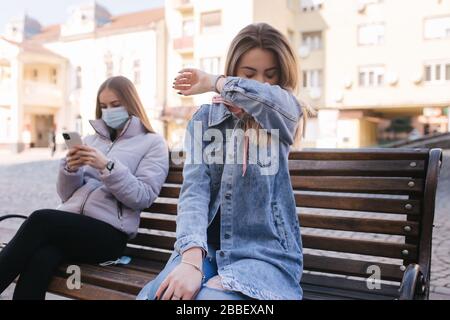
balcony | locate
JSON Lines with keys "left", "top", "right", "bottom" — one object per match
{"left": 173, "top": 36, "right": 194, "bottom": 55}
{"left": 174, "top": 0, "right": 194, "bottom": 14}
{"left": 22, "top": 81, "right": 63, "bottom": 108}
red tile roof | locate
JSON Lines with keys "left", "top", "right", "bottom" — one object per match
{"left": 0, "top": 36, "right": 66, "bottom": 59}
{"left": 31, "top": 7, "right": 165, "bottom": 42}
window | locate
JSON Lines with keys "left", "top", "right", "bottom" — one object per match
{"left": 301, "top": 0, "right": 324, "bottom": 12}
{"left": 288, "top": 30, "right": 295, "bottom": 46}
{"left": 287, "top": 0, "right": 297, "bottom": 10}
{"left": 358, "top": 66, "right": 384, "bottom": 87}
{"left": 133, "top": 60, "right": 141, "bottom": 85}
{"left": 302, "top": 31, "right": 322, "bottom": 50}
{"left": 76, "top": 66, "right": 82, "bottom": 89}
{"left": 200, "top": 11, "right": 221, "bottom": 32}
{"left": 32, "top": 69, "right": 39, "bottom": 81}
{"left": 50, "top": 68, "right": 57, "bottom": 84}
{"left": 358, "top": 23, "right": 385, "bottom": 45}
{"left": 0, "top": 65, "right": 11, "bottom": 81}
{"left": 424, "top": 16, "right": 450, "bottom": 40}
{"left": 105, "top": 53, "right": 113, "bottom": 78}
{"left": 302, "top": 69, "right": 323, "bottom": 89}
{"left": 201, "top": 57, "right": 221, "bottom": 75}
{"left": 182, "top": 19, "right": 195, "bottom": 37}
{"left": 424, "top": 61, "right": 450, "bottom": 83}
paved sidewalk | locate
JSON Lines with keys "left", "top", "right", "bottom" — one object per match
{"left": 0, "top": 148, "right": 449, "bottom": 300}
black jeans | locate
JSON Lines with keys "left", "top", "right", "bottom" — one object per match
{"left": 0, "top": 209, "right": 128, "bottom": 300}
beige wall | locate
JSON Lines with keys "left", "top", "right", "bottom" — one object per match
{"left": 312, "top": 0, "right": 450, "bottom": 109}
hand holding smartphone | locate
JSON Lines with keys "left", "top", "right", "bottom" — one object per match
{"left": 62, "top": 132, "right": 83, "bottom": 149}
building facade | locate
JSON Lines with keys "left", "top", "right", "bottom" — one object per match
{"left": 165, "top": 0, "right": 450, "bottom": 149}
{"left": 1, "top": 0, "right": 450, "bottom": 152}
{"left": 0, "top": 3, "right": 165, "bottom": 152}
{"left": 295, "top": 0, "right": 450, "bottom": 148}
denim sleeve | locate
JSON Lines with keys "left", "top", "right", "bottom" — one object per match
{"left": 174, "top": 107, "right": 210, "bottom": 256}
{"left": 221, "top": 77, "right": 303, "bottom": 145}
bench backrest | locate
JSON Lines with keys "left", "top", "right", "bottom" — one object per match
{"left": 126, "top": 148, "right": 442, "bottom": 288}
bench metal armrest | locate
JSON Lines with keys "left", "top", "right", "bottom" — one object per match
{"left": 398, "top": 263, "right": 427, "bottom": 300}
{"left": 0, "top": 215, "right": 28, "bottom": 223}
{"left": 0, "top": 215, "right": 27, "bottom": 249}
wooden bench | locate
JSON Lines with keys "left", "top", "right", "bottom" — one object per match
{"left": 0, "top": 148, "right": 442, "bottom": 300}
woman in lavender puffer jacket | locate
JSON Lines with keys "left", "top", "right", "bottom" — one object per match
{"left": 0, "top": 76, "right": 169, "bottom": 300}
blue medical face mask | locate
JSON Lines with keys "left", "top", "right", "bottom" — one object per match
{"left": 101, "top": 106, "right": 130, "bottom": 129}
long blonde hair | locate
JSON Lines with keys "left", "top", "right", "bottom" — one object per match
{"left": 224, "top": 23, "right": 314, "bottom": 144}
{"left": 96, "top": 76, "right": 155, "bottom": 133}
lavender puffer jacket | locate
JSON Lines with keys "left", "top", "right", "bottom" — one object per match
{"left": 56, "top": 116, "right": 169, "bottom": 239}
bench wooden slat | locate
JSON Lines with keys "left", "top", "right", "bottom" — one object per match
{"left": 158, "top": 186, "right": 182, "bottom": 198}
{"left": 301, "top": 273, "right": 400, "bottom": 300}
{"left": 165, "top": 172, "right": 183, "bottom": 184}
{"left": 296, "top": 194, "right": 421, "bottom": 215}
{"left": 129, "top": 231, "right": 415, "bottom": 260}
{"left": 160, "top": 177, "right": 424, "bottom": 200}
{"left": 303, "top": 254, "right": 404, "bottom": 281}
{"left": 288, "top": 149, "right": 429, "bottom": 160}
{"left": 303, "top": 235, "right": 417, "bottom": 259}
{"left": 150, "top": 194, "right": 421, "bottom": 216}
{"left": 289, "top": 160, "right": 425, "bottom": 177}
{"left": 48, "top": 277, "right": 136, "bottom": 300}
{"left": 124, "top": 246, "right": 172, "bottom": 264}
{"left": 128, "top": 234, "right": 176, "bottom": 251}
{"left": 164, "top": 161, "right": 426, "bottom": 185}
{"left": 57, "top": 264, "right": 151, "bottom": 295}
{"left": 143, "top": 203, "right": 178, "bottom": 215}
{"left": 139, "top": 216, "right": 176, "bottom": 232}
{"left": 169, "top": 148, "right": 430, "bottom": 162}
{"left": 291, "top": 176, "right": 423, "bottom": 194}
{"left": 302, "top": 273, "right": 400, "bottom": 296}
{"left": 300, "top": 214, "right": 419, "bottom": 236}
{"left": 140, "top": 214, "right": 419, "bottom": 237}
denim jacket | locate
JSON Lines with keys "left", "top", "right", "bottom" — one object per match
{"left": 174, "top": 77, "right": 304, "bottom": 300}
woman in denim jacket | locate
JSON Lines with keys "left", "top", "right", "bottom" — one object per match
{"left": 138, "top": 23, "right": 305, "bottom": 300}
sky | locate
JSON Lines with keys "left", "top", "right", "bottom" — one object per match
{"left": 0, "top": 0, "right": 164, "bottom": 31}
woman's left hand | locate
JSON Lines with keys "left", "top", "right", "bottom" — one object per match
{"left": 73, "top": 145, "right": 109, "bottom": 171}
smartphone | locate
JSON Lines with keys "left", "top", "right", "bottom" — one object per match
{"left": 62, "top": 132, "right": 83, "bottom": 149}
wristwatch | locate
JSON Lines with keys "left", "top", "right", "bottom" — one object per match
{"left": 106, "top": 160, "right": 115, "bottom": 173}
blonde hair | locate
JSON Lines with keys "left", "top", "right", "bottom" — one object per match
{"left": 224, "top": 23, "right": 314, "bottom": 145}
{"left": 96, "top": 76, "right": 155, "bottom": 133}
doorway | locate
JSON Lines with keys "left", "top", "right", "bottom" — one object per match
{"left": 33, "top": 114, "right": 54, "bottom": 148}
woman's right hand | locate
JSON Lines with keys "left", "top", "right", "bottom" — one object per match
{"left": 65, "top": 146, "right": 84, "bottom": 172}
{"left": 155, "top": 248, "right": 204, "bottom": 300}
{"left": 173, "top": 68, "right": 221, "bottom": 96}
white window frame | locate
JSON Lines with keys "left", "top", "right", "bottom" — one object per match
{"left": 358, "top": 23, "right": 385, "bottom": 46}
{"left": 200, "top": 11, "right": 222, "bottom": 33}
{"left": 301, "top": 0, "right": 324, "bottom": 12}
{"left": 302, "top": 31, "right": 323, "bottom": 51}
{"left": 133, "top": 59, "right": 141, "bottom": 85}
{"left": 182, "top": 19, "right": 195, "bottom": 37}
{"left": 424, "top": 16, "right": 450, "bottom": 40}
{"left": 302, "top": 69, "right": 323, "bottom": 89}
{"left": 200, "top": 57, "right": 221, "bottom": 75}
{"left": 424, "top": 61, "right": 450, "bottom": 83}
{"left": 358, "top": 66, "right": 385, "bottom": 87}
